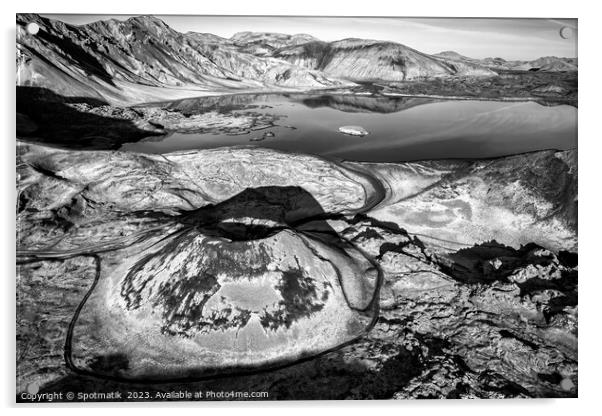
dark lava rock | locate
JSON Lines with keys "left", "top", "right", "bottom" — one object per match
{"left": 16, "top": 143, "right": 577, "bottom": 398}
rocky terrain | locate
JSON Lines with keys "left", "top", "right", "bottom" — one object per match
{"left": 265, "top": 38, "right": 495, "bottom": 81}
{"left": 434, "top": 51, "right": 578, "bottom": 73}
{"left": 16, "top": 14, "right": 349, "bottom": 105}
{"left": 17, "top": 143, "right": 577, "bottom": 400}
{"left": 18, "top": 14, "right": 575, "bottom": 107}
{"left": 374, "top": 70, "right": 577, "bottom": 105}
{"left": 15, "top": 13, "right": 578, "bottom": 401}
{"left": 16, "top": 82, "right": 577, "bottom": 153}
{"left": 16, "top": 86, "right": 293, "bottom": 149}
{"left": 16, "top": 12, "right": 578, "bottom": 148}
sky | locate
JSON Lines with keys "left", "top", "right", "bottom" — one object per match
{"left": 41, "top": 14, "right": 577, "bottom": 61}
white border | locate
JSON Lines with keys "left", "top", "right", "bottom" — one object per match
{"left": 2, "top": 0, "right": 600, "bottom": 414}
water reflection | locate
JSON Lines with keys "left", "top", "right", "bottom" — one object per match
{"left": 125, "top": 93, "right": 577, "bottom": 162}
{"left": 298, "top": 95, "right": 437, "bottom": 113}
{"left": 146, "top": 93, "right": 436, "bottom": 115}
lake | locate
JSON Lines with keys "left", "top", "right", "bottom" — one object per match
{"left": 121, "top": 93, "right": 577, "bottom": 162}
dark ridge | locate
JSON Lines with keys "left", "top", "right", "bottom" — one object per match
{"left": 16, "top": 86, "right": 163, "bottom": 150}
{"left": 498, "top": 330, "right": 540, "bottom": 350}
{"left": 438, "top": 240, "right": 572, "bottom": 285}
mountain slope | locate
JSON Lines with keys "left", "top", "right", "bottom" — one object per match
{"left": 512, "top": 56, "right": 578, "bottom": 72}
{"left": 17, "top": 14, "right": 501, "bottom": 105}
{"left": 16, "top": 14, "right": 348, "bottom": 104}
{"left": 271, "top": 39, "right": 496, "bottom": 81}
{"left": 435, "top": 50, "right": 578, "bottom": 72}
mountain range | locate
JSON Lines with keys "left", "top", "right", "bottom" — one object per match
{"left": 16, "top": 14, "right": 576, "bottom": 104}
{"left": 434, "top": 51, "right": 578, "bottom": 72}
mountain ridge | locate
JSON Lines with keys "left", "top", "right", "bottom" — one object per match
{"left": 434, "top": 50, "right": 578, "bottom": 72}
{"left": 17, "top": 14, "right": 349, "bottom": 104}
{"left": 18, "top": 14, "right": 501, "bottom": 104}
{"left": 17, "top": 14, "right": 578, "bottom": 106}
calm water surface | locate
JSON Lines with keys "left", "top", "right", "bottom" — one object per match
{"left": 121, "top": 93, "right": 577, "bottom": 162}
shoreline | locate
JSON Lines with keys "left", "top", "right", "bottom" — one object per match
{"left": 380, "top": 92, "right": 576, "bottom": 105}
{"left": 131, "top": 87, "right": 576, "bottom": 108}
